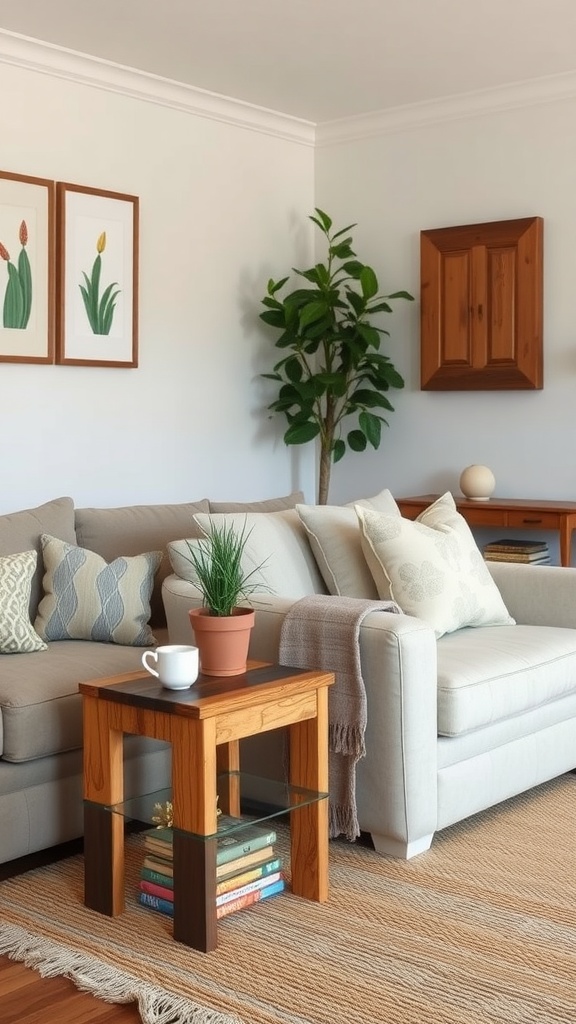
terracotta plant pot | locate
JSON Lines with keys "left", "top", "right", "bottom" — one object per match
{"left": 188, "top": 606, "right": 255, "bottom": 677}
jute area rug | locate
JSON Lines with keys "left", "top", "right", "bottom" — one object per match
{"left": 0, "top": 775, "right": 575, "bottom": 1024}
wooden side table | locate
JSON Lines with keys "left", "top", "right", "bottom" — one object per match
{"left": 397, "top": 494, "right": 576, "bottom": 567}
{"left": 80, "top": 662, "right": 334, "bottom": 952}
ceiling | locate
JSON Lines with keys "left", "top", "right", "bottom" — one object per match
{"left": 1, "top": 0, "right": 576, "bottom": 123}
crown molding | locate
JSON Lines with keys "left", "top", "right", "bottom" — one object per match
{"left": 316, "top": 70, "right": 576, "bottom": 146}
{"left": 0, "top": 29, "right": 315, "bottom": 147}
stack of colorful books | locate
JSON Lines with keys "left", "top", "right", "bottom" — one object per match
{"left": 483, "top": 538, "right": 551, "bottom": 564}
{"left": 138, "top": 815, "right": 284, "bottom": 920}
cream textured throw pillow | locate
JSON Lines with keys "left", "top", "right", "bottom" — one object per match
{"left": 297, "top": 489, "right": 401, "bottom": 599}
{"left": 356, "top": 493, "right": 515, "bottom": 638}
{"left": 169, "top": 510, "right": 325, "bottom": 599}
{"left": 0, "top": 550, "right": 47, "bottom": 654}
{"left": 35, "top": 535, "right": 161, "bottom": 646}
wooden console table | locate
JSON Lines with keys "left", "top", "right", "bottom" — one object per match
{"left": 396, "top": 495, "right": 576, "bottom": 567}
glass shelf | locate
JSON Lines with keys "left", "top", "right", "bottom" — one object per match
{"left": 86, "top": 771, "right": 328, "bottom": 840}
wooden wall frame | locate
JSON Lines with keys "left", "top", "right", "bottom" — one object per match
{"left": 56, "top": 182, "right": 139, "bottom": 368}
{"left": 420, "top": 216, "right": 543, "bottom": 391}
{"left": 0, "top": 170, "right": 55, "bottom": 363}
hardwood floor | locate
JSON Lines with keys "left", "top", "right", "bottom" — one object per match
{"left": 0, "top": 956, "right": 142, "bottom": 1022}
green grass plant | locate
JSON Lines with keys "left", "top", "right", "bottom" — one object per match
{"left": 184, "top": 518, "right": 270, "bottom": 616}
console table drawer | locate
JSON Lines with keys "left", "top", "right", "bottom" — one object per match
{"left": 461, "top": 507, "right": 501, "bottom": 526}
{"left": 506, "top": 511, "right": 561, "bottom": 529}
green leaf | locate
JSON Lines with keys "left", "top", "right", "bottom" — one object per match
{"left": 345, "top": 290, "right": 365, "bottom": 317}
{"left": 17, "top": 247, "right": 32, "bottom": 328}
{"left": 284, "top": 356, "right": 303, "bottom": 383}
{"left": 356, "top": 323, "right": 381, "bottom": 347}
{"left": 268, "top": 276, "right": 289, "bottom": 295}
{"left": 366, "top": 300, "right": 393, "bottom": 314}
{"left": 260, "top": 308, "right": 286, "bottom": 328}
{"left": 331, "top": 223, "right": 357, "bottom": 240}
{"left": 360, "top": 266, "right": 379, "bottom": 300}
{"left": 3, "top": 262, "right": 24, "bottom": 328}
{"left": 330, "top": 241, "right": 355, "bottom": 260}
{"left": 299, "top": 300, "right": 328, "bottom": 329}
{"left": 333, "top": 438, "right": 346, "bottom": 463}
{"left": 342, "top": 260, "right": 364, "bottom": 278}
{"left": 359, "top": 411, "right": 382, "bottom": 448}
{"left": 347, "top": 430, "right": 367, "bottom": 452}
{"left": 312, "top": 208, "right": 332, "bottom": 232}
{"left": 386, "top": 290, "right": 414, "bottom": 301}
{"left": 285, "top": 421, "right": 320, "bottom": 445}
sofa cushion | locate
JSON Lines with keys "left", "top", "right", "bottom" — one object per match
{"left": 0, "top": 551, "right": 47, "bottom": 654}
{"left": 209, "top": 491, "right": 304, "bottom": 513}
{"left": 169, "top": 509, "right": 326, "bottom": 600}
{"left": 297, "top": 489, "right": 401, "bottom": 599}
{"left": 75, "top": 500, "right": 210, "bottom": 628}
{"left": 0, "top": 497, "right": 76, "bottom": 619}
{"left": 437, "top": 624, "right": 576, "bottom": 736}
{"left": 35, "top": 535, "right": 161, "bottom": 647}
{"left": 356, "top": 493, "right": 514, "bottom": 638}
{"left": 0, "top": 638, "right": 162, "bottom": 761}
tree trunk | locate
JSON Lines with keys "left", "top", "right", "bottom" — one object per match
{"left": 318, "top": 444, "right": 331, "bottom": 505}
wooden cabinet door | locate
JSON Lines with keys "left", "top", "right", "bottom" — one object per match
{"left": 420, "top": 217, "right": 543, "bottom": 390}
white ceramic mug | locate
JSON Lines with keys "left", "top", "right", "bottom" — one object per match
{"left": 141, "top": 644, "right": 199, "bottom": 690}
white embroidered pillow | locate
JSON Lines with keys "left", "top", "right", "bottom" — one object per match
{"left": 0, "top": 550, "right": 47, "bottom": 654}
{"left": 356, "top": 493, "right": 515, "bottom": 638}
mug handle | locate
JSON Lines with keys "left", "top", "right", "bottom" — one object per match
{"left": 141, "top": 650, "right": 159, "bottom": 679}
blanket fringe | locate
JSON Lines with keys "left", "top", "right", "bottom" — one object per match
{"left": 0, "top": 922, "right": 241, "bottom": 1024}
{"left": 329, "top": 721, "right": 365, "bottom": 760}
{"left": 329, "top": 804, "right": 360, "bottom": 842}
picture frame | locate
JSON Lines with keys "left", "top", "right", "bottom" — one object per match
{"left": 0, "top": 170, "right": 55, "bottom": 364}
{"left": 56, "top": 182, "right": 139, "bottom": 367}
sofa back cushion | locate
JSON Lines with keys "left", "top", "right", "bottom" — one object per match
{"left": 75, "top": 500, "right": 209, "bottom": 627}
{"left": 169, "top": 509, "right": 326, "bottom": 600}
{"left": 0, "top": 497, "right": 76, "bottom": 619}
{"left": 209, "top": 491, "right": 305, "bottom": 513}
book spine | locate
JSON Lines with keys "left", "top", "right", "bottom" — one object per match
{"left": 141, "top": 865, "right": 174, "bottom": 886}
{"left": 144, "top": 828, "right": 277, "bottom": 867}
{"left": 143, "top": 856, "right": 173, "bottom": 877}
{"left": 139, "top": 891, "right": 173, "bottom": 917}
{"left": 216, "top": 857, "right": 282, "bottom": 896}
{"left": 140, "top": 879, "right": 173, "bottom": 901}
{"left": 216, "top": 871, "right": 282, "bottom": 907}
{"left": 216, "top": 878, "right": 285, "bottom": 920}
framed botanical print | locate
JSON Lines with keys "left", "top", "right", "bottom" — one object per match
{"left": 56, "top": 182, "right": 139, "bottom": 367}
{"left": 0, "top": 170, "right": 55, "bottom": 363}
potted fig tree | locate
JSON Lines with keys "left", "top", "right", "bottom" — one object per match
{"left": 259, "top": 209, "right": 414, "bottom": 504}
{"left": 184, "top": 518, "right": 269, "bottom": 677}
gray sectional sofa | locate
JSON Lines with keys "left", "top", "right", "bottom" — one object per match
{"left": 0, "top": 491, "right": 302, "bottom": 867}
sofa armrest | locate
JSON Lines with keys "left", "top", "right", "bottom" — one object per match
{"left": 487, "top": 561, "right": 576, "bottom": 627}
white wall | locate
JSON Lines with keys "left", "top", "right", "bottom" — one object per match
{"left": 0, "top": 53, "right": 316, "bottom": 514}
{"left": 315, "top": 95, "right": 576, "bottom": 541}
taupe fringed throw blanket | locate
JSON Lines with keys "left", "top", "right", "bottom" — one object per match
{"left": 279, "top": 593, "right": 400, "bottom": 841}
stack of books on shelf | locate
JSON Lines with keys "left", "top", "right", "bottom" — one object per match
{"left": 483, "top": 538, "right": 551, "bottom": 564}
{"left": 138, "top": 816, "right": 285, "bottom": 920}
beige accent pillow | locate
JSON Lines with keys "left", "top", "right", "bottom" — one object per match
{"left": 297, "top": 489, "right": 401, "bottom": 598}
{"left": 0, "top": 550, "right": 47, "bottom": 654}
{"left": 35, "top": 535, "right": 162, "bottom": 646}
{"left": 356, "top": 493, "right": 515, "bottom": 638}
{"left": 169, "top": 509, "right": 325, "bottom": 599}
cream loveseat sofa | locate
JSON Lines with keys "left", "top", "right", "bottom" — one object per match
{"left": 0, "top": 490, "right": 303, "bottom": 868}
{"left": 162, "top": 492, "right": 576, "bottom": 859}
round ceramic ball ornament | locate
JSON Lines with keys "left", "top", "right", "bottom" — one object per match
{"left": 459, "top": 465, "right": 496, "bottom": 501}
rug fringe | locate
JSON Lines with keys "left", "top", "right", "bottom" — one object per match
{"left": 0, "top": 922, "right": 241, "bottom": 1024}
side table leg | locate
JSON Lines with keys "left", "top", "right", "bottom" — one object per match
{"left": 171, "top": 717, "right": 218, "bottom": 951}
{"left": 82, "top": 697, "right": 124, "bottom": 916}
{"left": 289, "top": 685, "right": 329, "bottom": 903}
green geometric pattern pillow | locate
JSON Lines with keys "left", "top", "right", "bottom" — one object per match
{"left": 0, "top": 550, "right": 48, "bottom": 654}
{"left": 34, "top": 535, "right": 162, "bottom": 646}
